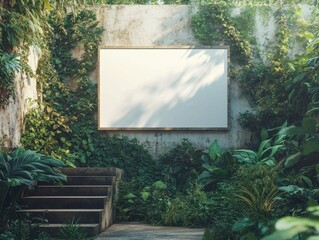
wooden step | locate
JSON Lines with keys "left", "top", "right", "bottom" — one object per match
{"left": 18, "top": 167, "right": 124, "bottom": 236}
{"left": 39, "top": 176, "right": 115, "bottom": 185}
{"left": 60, "top": 167, "right": 124, "bottom": 177}
{"left": 22, "top": 196, "right": 108, "bottom": 209}
{"left": 17, "top": 209, "right": 104, "bottom": 224}
{"left": 26, "top": 185, "right": 111, "bottom": 196}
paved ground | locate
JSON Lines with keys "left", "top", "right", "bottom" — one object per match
{"left": 95, "top": 222, "right": 205, "bottom": 240}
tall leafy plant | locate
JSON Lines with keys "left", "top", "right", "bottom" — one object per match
{"left": 234, "top": 133, "right": 286, "bottom": 167}
{"left": 198, "top": 140, "right": 234, "bottom": 189}
{"left": 278, "top": 41, "right": 319, "bottom": 168}
{"left": 0, "top": 148, "right": 66, "bottom": 228}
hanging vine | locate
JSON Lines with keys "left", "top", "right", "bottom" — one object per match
{"left": 192, "top": 4, "right": 253, "bottom": 65}
{"left": 191, "top": 1, "right": 319, "bottom": 140}
{"left": 0, "top": 1, "right": 85, "bottom": 107}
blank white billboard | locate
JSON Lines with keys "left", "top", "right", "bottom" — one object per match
{"left": 98, "top": 47, "right": 229, "bottom": 130}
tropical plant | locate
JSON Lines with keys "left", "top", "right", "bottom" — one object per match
{"left": 277, "top": 185, "right": 319, "bottom": 214}
{"left": 0, "top": 148, "right": 66, "bottom": 228}
{"left": 117, "top": 180, "right": 169, "bottom": 223}
{"left": 198, "top": 140, "right": 234, "bottom": 189}
{"left": 235, "top": 186, "right": 280, "bottom": 218}
{"left": 279, "top": 107, "right": 319, "bottom": 169}
{"left": 263, "top": 206, "right": 319, "bottom": 240}
{"left": 232, "top": 216, "right": 275, "bottom": 240}
{"left": 162, "top": 183, "right": 213, "bottom": 227}
{"left": 233, "top": 133, "right": 286, "bottom": 167}
{"left": 159, "top": 139, "right": 203, "bottom": 191}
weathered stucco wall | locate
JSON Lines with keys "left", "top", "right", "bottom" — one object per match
{"left": 0, "top": 47, "right": 39, "bottom": 149}
{"left": 89, "top": 5, "right": 252, "bottom": 156}
{"left": 2, "top": 5, "right": 313, "bottom": 156}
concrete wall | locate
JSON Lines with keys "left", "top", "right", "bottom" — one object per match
{"left": 89, "top": 5, "right": 252, "bottom": 156}
{"left": 0, "top": 47, "right": 39, "bottom": 149}
{"left": 1, "top": 5, "right": 313, "bottom": 156}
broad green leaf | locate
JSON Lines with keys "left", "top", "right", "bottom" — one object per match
{"left": 232, "top": 217, "right": 255, "bottom": 232}
{"left": 234, "top": 150, "right": 256, "bottom": 160}
{"left": 124, "top": 193, "right": 136, "bottom": 199}
{"left": 284, "top": 152, "right": 302, "bottom": 168}
{"left": 198, "top": 171, "right": 211, "bottom": 180}
{"left": 307, "top": 236, "right": 319, "bottom": 240}
{"left": 259, "top": 139, "right": 271, "bottom": 151}
{"left": 279, "top": 126, "right": 305, "bottom": 136}
{"left": 302, "top": 117, "right": 316, "bottom": 133}
{"left": 262, "top": 225, "right": 308, "bottom": 240}
{"left": 303, "top": 141, "right": 319, "bottom": 155}
{"left": 152, "top": 181, "right": 167, "bottom": 190}
{"left": 279, "top": 185, "right": 304, "bottom": 194}
{"left": 208, "top": 140, "right": 222, "bottom": 160}
{"left": 141, "top": 191, "right": 150, "bottom": 201}
{"left": 276, "top": 216, "right": 319, "bottom": 230}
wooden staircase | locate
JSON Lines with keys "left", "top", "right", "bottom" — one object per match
{"left": 17, "top": 167, "right": 124, "bottom": 236}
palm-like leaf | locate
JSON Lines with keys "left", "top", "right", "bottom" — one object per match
{"left": 0, "top": 148, "right": 66, "bottom": 228}
{"left": 0, "top": 148, "right": 66, "bottom": 187}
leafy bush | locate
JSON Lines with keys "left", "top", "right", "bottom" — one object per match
{"left": 116, "top": 180, "right": 169, "bottom": 223}
{"left": 0, "top": 218, "right": 52, "bottom": 240}
{"left": 263, "top": 206, "right": 319, "bottom": 240}
{"left": 88, "top": 136, "right": 156, "bottom": 180}
{"left": 198, "top": 140, "right": 235, "bottom": 190}
{"left": 159, "top": 139, "right": 203, "bottom": 192}
{"left": 0, "top": 148, "right": 66, "bottom": 229}
{"left": 162, "top": 183, "right": 213, "bottom": 227}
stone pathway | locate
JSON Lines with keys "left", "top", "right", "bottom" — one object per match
{"left": 95, "top": 222, "right": 205, "bottom": 240}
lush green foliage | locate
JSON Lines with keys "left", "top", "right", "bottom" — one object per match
{"left": 191, "top": 2, "right": 319, "bottom": 141}
{"left": 0, "top": 148, "right": 66, "bottom": 229}
{"left": 0, "top": 218, "right": 52, "bottom": 240}
{"left": 0, "top": 0, "right": 85, "bottom": 106}
{"left": 160, "top": 139, "right": 203, "bottom": 191}
{"left": 5, "top": 1, "right": 319, "bottom": 240}
{"left": 22, "top": 10, "right": 104, "bottom": 166}
{"left": 263, "top": 206, "right": 319, "bottom": 240}
{"left": 192, "top": 4, "right": 252, "bottom": 65}
{"left": 0, "top": 53, "right": 21, "bottom": 105}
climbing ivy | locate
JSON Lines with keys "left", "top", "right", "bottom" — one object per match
{"left": 0, "top": 1, "right": 85, "bottom": 106}
{"left": 21, "top": 10, "right": 154, "bottom": 175}
{"left": 191, "top": 1, "right": 319, "bottom": 137}
{"left": 22, "top": 10, "right": 102, "bottom": 165}
{"left": 192, "top": 4, "right": 252, "bottom": 65}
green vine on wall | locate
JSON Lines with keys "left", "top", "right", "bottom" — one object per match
{"left": 191, "top": 1, "right": 319, "bottom": 139}
{"left": 22, "top": 10, "right": 103, "bottom": 165}
{"left": 21, "top": 10, "right": 154, "bottom": 176}
{"left": 192, "top": 4, "right": 253, "bottom": 65}
{"left": 0, "top": 1, "right": 85, "bottom": 107}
